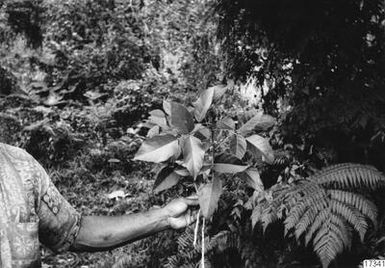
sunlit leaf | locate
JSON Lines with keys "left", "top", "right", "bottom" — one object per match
{"left": 246, "top": 134, "right": 274, "bottom": 164}
{"left": 170, "top": 102, "right": 194, "bottom": 134}
{"left": 174, "top": 168, "right": 190, "bottom": 177}
{"left": 213, "top": 163, "right": 248, "bottom": 173}
{"left": 198, "top": 177, "right": 223, "bottom": 219}
{"left": 163, "top": 100, "right": 171, "bottom": 115}
{"left": 154, "top": 166, "right": 181, "bottom": 193}
{"left": 106, "top": 190, "right": 127, "bottom": 200}
{"left": 134, "top": 134, "right": 179, "bottom": 163}
{"left": 238, "top": 114, "right": 276, "bottom": 136}
{"left": 230, "top": 134, "right": 247, "bottom": 158}
{"left": 194, "top": 87, "right": 214, "bottom": 122}
{"left": 182, "top": 135, "right": 205, "bottom": 178}
{"left": 217, "top": 117, "right": 235, "bottom": 130}
{"left": 147, "top": 125, "right": 160, "bottom": 138}
{"left": 213, "top": 153, "right": 248, "bottom": 173}
{"left": 238, "top": 168, "right": 264, "bottom": 191}
{"left": 212, "top": 84, "right": 227, "bottom": 100}
{"left": 148, "top": 109, "right": 168, "bottom": 128}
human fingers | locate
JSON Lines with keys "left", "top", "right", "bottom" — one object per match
{"left": 184, "top": 209, "right": 199, "bottom": 226}
{"left": 182, "top": 195, "right": 199, "bottom": 206}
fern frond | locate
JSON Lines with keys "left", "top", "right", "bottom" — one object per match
{"left": 285, "top": 186, "right": 327, "bottom": 231}
{"left": 313, "top": 218, "right": 343, "bottom": 268}
{"left": 329, "top": 189, "right": 377, "bottom": 224}
{"left": 206, "top": 230, "right": 240, "bottom": 253}
{"left": 294, "top": 207, "right": 319, "bottom": 239}
{"left": 329, "top": 214, "right": 352, "bottom": 250}
{"left": 314, "top": 163, "right": 385, "bottom": 190}
{"left": 261, "top": 207, "right": 280, "bottom": 231}
{"left": 329, "top": 199, "right": 368, "bottom": 240}
{"left": 305, "top": 209, "right": 330, "bottom": 246}
{"left": 254, "top": 163, "right": 381, "bottom": 267}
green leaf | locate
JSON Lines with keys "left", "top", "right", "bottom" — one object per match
{"left": 194, "top": 87, "right": 215, "bottom": 122}
{"left": 182, "top": 135, "right": 205, "bottom": 178}
{"left": 147, "top": 125, "right": 160, "bottom": 138}
{"left": 246, "top": 134, "right": 274, "bottom": 164}
{"left": 163, "top": 100, "right": 171, "bottom": 115}
{"left": 239, "top": 168, "right": 264, "bottom": 191}
{"left": 217, "top": 117, "right": 235, "bottom": 130}
{"left": 148, "top": 109, "right": 168, "bottom": 128}
{"left": 154, "top": 166, "right": 181, "bottom": 193}
{"left": 174, "top": 168, "right": 190, "bottom": 177}
{"left": 134, "top": 134, "right": 179, "bottom": 163}
{"left": 212, "top": 84, "right": 228, "bottom": 100}
{"left": 193, "top": 124, "right": 211, "bottom": 140}
{"left": 230, "top": 134, "right": 247, "bottom": 159}
{"left": 198, "top": 177, "right": 223, "bottom": 219}
{"left": 238, "top": 114, "right": 276, "bottom": 136}
{"left": 215, "top": 153, "right": 243, "bottom": 165}
{"left": 213, "top": 154, "right": 248, "bottom": 173}
{"left": 213, "top": 163, "right": 248, "bottom": 174}
{"left": 170, "top": 102, "right": 194, "bottom": 134}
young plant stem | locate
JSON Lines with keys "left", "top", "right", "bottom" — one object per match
{"left": 201, "top": 217, "right": 205, "bottom": 268}
{"left": 193, "top": 209, "right": 200, "bottom": 248}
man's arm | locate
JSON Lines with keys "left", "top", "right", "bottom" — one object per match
{"left": 71, "top": 196, "right": 198, "bottom": 252}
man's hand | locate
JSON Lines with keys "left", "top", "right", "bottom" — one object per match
{"left": 163, "top": 195, "right": 199, "bottom": 229}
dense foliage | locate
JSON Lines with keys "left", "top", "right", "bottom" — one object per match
{"left": 216, "top": 0, "right": 385, "bottom": 168}
{"left": 1, "top": 0, "right": 385, "bottom": 267}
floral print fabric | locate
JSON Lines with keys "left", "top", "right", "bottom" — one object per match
{"left": 0, "top": 143, "right": 81, "bottom": 267}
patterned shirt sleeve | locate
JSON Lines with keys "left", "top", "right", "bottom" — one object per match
{"left": 33, "top": 159, "right": 82, "bottom": 253}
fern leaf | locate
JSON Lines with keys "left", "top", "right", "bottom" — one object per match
{"left": 261, "top": 208, "right": 279, "bottom": 231}
{"left": 329, "top": 199, "right": 368, "bottom": 240}
{"left": 329, "top": 189, "right": 377, "bottom": 224}
{"left": 314, "top": 163, "right": 385, "bottom": 190}
{"left": 294, "top": 207, "right": 319, "bottom": 239}
{"left": 285, "top": 186, "right": 327, "bottom": 232}
{"left": 313, "top": 217, "right": 351, "bottom": 268}
{"left": 329, "top": 214, "right": 352, "bottom": 250}
{"left": 305, "top": 209, "right": 330, "bottom": 246}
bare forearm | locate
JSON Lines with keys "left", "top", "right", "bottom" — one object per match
{"left": 71, "top": 208, "right": 170, "bottom": 252}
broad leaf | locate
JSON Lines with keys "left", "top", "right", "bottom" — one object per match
{"left": 230, "top": 134, "right": 247, "bottom": 159}
{"left": 193, "top": 124, "right": 211, "bottom": 140}
{"left": 194, "top": 87, "right": 214, "bottom": 122}
{"left": 198, "top": 177, "right": 223, "bottom": 219}
{"left": 174, "top": 165, "right": 211, "bottom": 177}
{"left": 238, "top": 168, "right": 264, "bottom": 191}
{"left": 200, "top": 164, "right": 212, "bottom": 176}
{"left": 246, "top": 134, "right": 274, "bottom": 164}
{"left": 154, "top": 166, "right": 181, "bottom": 193}
{"left": 148, "top": 109, "right": 168, "bottom": 128}
{"left": 182, "top": 135, "right": 205, "bottom": 178}
{"left": 163, "top": 100, "right": 171, "bottom": 115}
{"left": 134, "top": 134, "right": 179, "bottom": 163}
{"left": 170, "top": 102, "right": 194, "bottom": 134}
{"left": 215, "top": 153, "right": 243, "bottom": 165}
{"left": 213, "top": 163, "right": 248, "bottom": 174}
{"left": 238, "top": 114, "right": 276, "bottom": 136}
{"left": 213, "top": 153, "right": 248, "bottom": 173}
{"left": 147, "top": 125, "right": 160, "bottom": 138}
{"left": 217, "top": 117, "right": 235, "bottom": 130}
{"left": 174, "top": 168, "right": 190, "bottom": 177}
{"left": 212, "top": 84, "right": 227, "bottom": 100}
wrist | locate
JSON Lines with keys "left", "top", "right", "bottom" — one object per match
{"left": 158, "top": 207, "right": 171, "bottom": 229}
